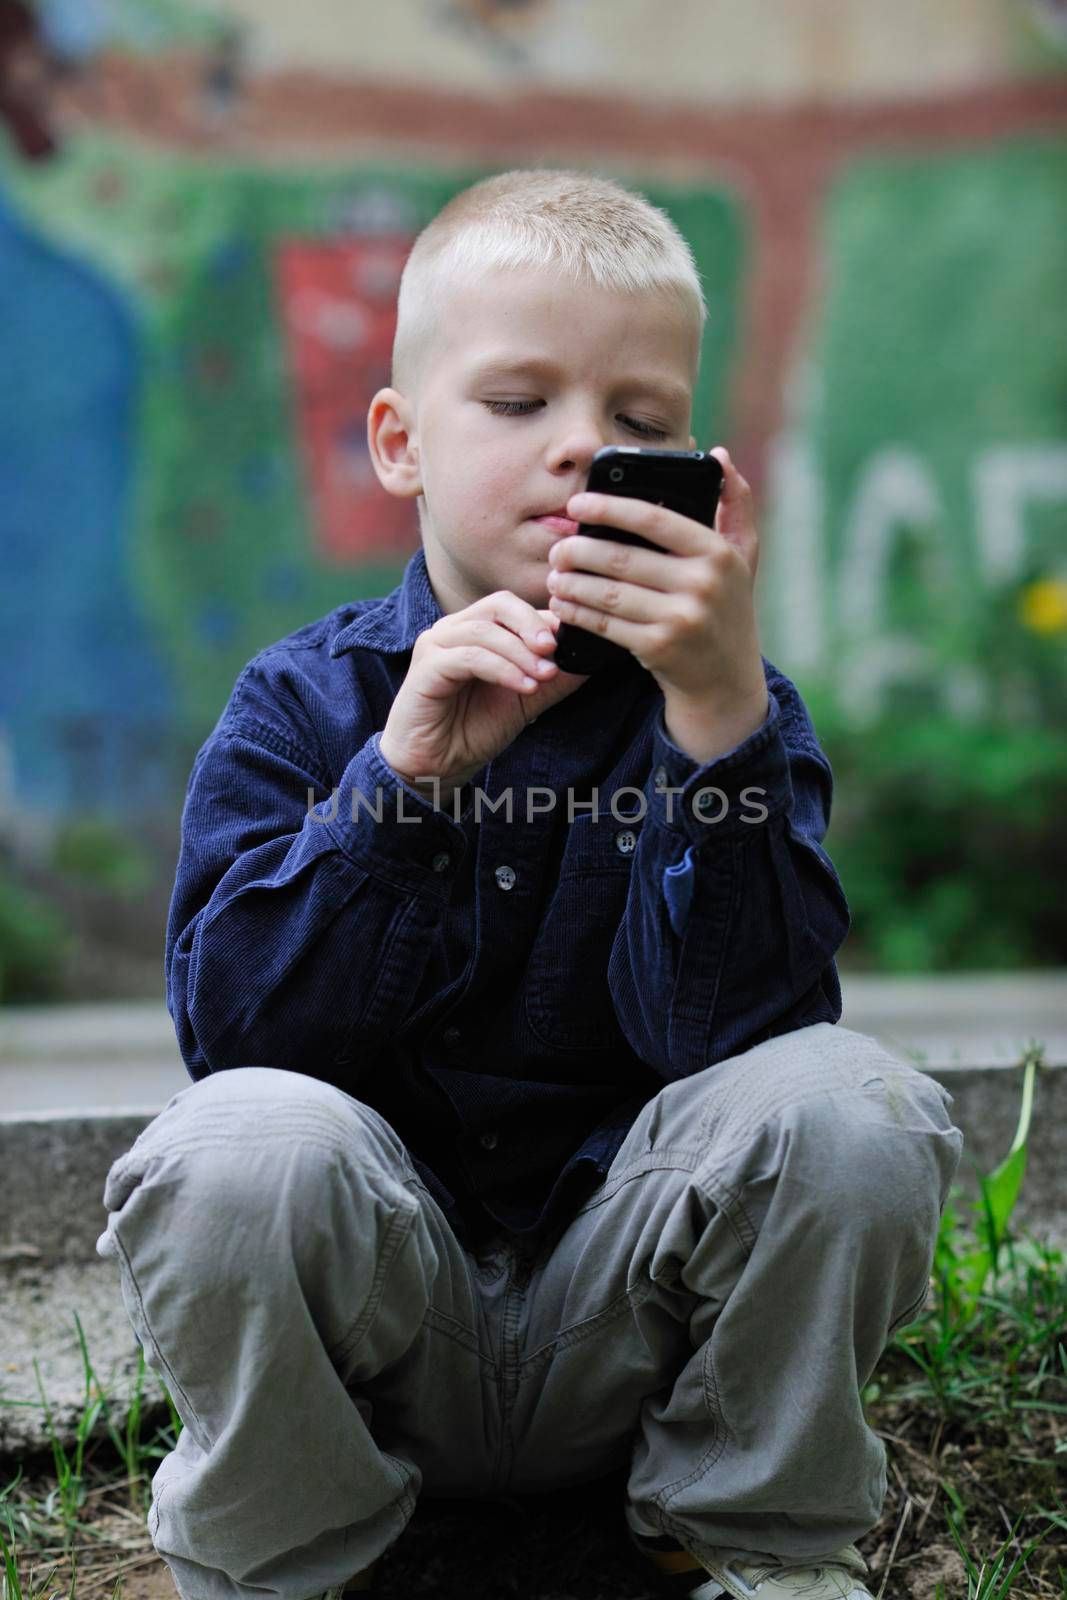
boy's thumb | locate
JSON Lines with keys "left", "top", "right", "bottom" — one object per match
{"left": 710, "top": 449, "right": 759, "bottom": 573}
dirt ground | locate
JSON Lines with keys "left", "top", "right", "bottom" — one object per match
{"left": 1, "top": 1454, "right": 978, "bottom": 1600}
{"left": 5, "top": 1340, "right": 1063, "bottom": 1600}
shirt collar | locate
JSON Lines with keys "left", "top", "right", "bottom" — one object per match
{"left": 330, "top": 546, "right": 443, "bottom": 658}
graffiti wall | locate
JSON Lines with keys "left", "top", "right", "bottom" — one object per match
{"left": 765, "top": 138, "right": 1067, "bottom": 728}
{"left": 1, "top": 0, "right": 1064, "bottom": 837}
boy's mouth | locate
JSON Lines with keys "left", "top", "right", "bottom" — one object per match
{"left": 532, "top": 512, "right": 580, "bottom": 535}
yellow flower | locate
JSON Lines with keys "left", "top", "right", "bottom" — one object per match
{"left": 1017, "top": 578, "right": 1067, "bottom": 635}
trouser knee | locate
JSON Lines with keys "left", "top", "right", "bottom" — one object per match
{"left": 97, "top": 1066, "right": 422, "bottom": 1306}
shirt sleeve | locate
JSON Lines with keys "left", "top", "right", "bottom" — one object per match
{"left": 165, "top": 660, "right": 477, "bottom": 1082}
{"left": 607, "top": 656, "right": 851, "bottom": 1079}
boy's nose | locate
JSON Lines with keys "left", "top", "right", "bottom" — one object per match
{"left": 546, "top": 423, "right": 607, "bottom": 475}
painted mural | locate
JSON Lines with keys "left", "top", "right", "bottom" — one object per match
{"left": 0, "top": 0, "right": 1064, "bottom": 845}
{"left": 764, "top": 139, "right": 1067, "bottom": 730}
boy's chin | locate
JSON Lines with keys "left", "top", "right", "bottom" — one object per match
{"left": 503, "top": 570, "right": 553, "bottom": 607}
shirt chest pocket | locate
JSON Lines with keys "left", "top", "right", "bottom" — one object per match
{"left": 524, "top": 812, "right": 642, "bottom": 1052}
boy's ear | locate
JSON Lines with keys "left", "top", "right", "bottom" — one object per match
{"left": 367, "top": 388, "right": 422, "bottom": 498}
{"left": 688, "top": 433, "right": 697, "bottom": 451}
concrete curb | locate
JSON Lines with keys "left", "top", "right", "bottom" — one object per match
{"left": 2, "top": 979, "right": 1065, "bottom": 1463}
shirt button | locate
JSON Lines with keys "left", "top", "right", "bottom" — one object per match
{"left": 494, "top": 864, "right": 516, "bottom": 891}
{"left": 432, "top": 851, "right": 451, "bottom": 872}
{"left": 696, "top": 791, "right": 720, "bottom": 814}
{"left": 614, "top": 829, "right": 637, "bottom": 856}
{"left": 442, "top": 1026, "right": 461, "bottom": 1046}
{"left": 479, "top": 1130, "right": 499, "bottom": 1150}
{"left": 654, "top": 765, "right": 668, "bottom": 788}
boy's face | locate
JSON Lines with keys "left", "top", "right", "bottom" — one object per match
{"left": 369, "top": 266, "right": 700, "bottom": 616}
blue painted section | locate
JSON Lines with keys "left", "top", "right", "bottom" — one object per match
{"left": 0, "top": 191, "right": 172, "bottom": 813}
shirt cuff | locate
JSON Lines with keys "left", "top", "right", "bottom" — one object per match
{"left": 320, "top": 731, "right": 475, "bottom": 887}
{"left": 646, "top": 690, "right": 794, "bottom": 846}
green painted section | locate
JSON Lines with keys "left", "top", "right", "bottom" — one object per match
{"left": 762, "top": 138, "right": 1067, "bottom": 731}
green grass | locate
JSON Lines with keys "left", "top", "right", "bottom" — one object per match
{"left": 1, "top": 1047, "right": 1065, "bottom": 1599}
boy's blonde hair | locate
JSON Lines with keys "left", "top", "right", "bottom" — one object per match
{"left": 391, "top": 167, "right": 707, "bottom": 397}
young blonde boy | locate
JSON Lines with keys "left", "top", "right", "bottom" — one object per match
{"left": 98, "top": 169, "right": 963, "bottom": 1600}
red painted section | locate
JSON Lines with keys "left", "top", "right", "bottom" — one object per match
{"left": 274, "top": 236, "right": 413, "bottom": 563}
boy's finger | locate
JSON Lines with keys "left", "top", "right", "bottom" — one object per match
{"left": 710, "top": 445, "right": 737, "bottom": 486}
{"left": 710, "top": 446, "right": 752, "bottom": 504}
{"left": 704, "top": 445, "right": 758, "bottom": 577}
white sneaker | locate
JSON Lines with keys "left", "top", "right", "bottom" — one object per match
{"left": 631, "top": 1529, "right": 876, "bottom": 1598}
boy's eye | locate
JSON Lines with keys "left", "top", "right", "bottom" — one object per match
{"left": 482, "top": 399, "right": 668, "bottom": 441}
{"left": 484, "top": 400, "right": 542, "bottom": 418}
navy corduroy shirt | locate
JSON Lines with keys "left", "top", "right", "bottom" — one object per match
{"left": 165, "top": 545, "right": 850, "bottom": 1250}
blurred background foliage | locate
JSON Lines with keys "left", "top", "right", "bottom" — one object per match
{"left": 816, "top": 569, "right": 1067, "bottom": 973}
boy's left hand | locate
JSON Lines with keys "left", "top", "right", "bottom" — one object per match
{"left": 546, "top": 447, "right": 767, "bottom": 719}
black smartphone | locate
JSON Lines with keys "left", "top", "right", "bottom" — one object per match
{"left": 552, "top": 445, "right": 725, "bottom": 676}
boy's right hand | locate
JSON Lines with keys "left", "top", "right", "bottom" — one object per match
{"left": 379, "top": 591, "right": 591, "bottom": 791}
